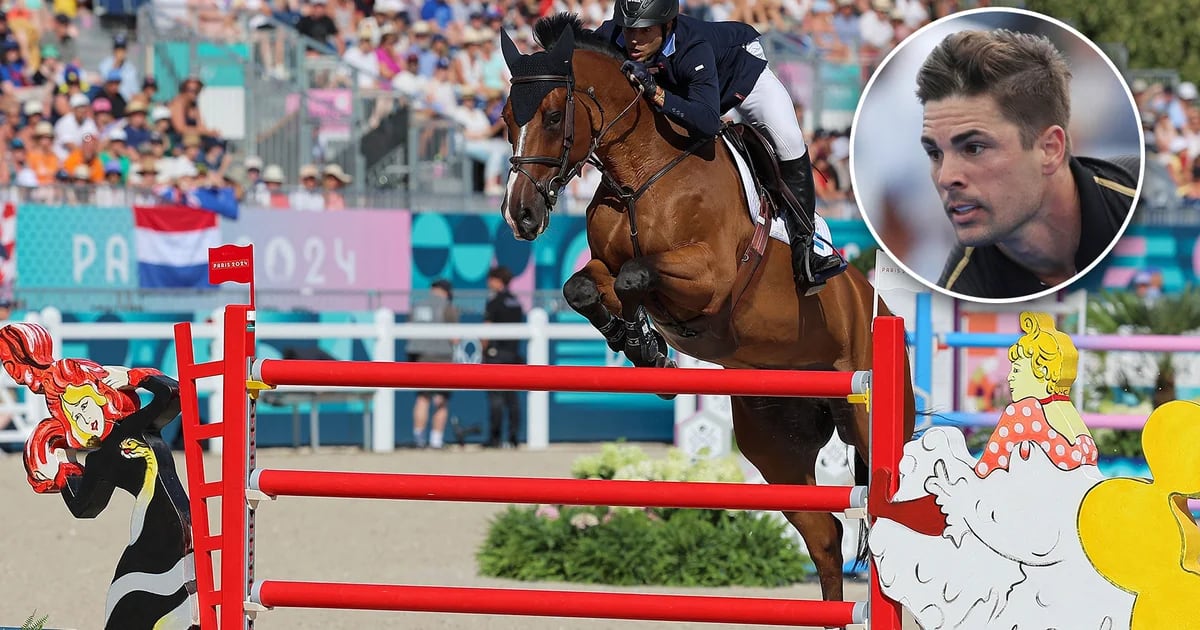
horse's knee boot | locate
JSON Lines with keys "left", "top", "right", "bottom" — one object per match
{"left": 623, "top": 316, "right": 662, "bottom": 367}
{"left": 564, "top": 273, "right": 625, "bottom": 352}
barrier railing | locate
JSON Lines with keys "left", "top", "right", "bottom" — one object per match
{"left": 173, "top": 303, "right": 907, "bottom": 629}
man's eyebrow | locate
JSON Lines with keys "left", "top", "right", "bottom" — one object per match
{"left": 920, "top": 129, "right": 989, "bottom": 148}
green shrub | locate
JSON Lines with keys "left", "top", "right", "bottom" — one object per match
{"left": 478, "top": 444, "right": 811, "bottom": 587}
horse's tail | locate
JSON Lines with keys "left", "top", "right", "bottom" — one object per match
{"left": 853, "top": 452, "right": 870, "bottom": 572}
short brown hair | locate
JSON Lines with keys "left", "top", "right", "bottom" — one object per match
{"left": 916, "top": 29, "right": 1072, "bottom": 149}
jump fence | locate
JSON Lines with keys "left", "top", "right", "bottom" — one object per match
{"left": 174, "top": 303, "right": 908, "bottom": 629}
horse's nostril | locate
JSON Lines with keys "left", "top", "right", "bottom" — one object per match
{"left": 518, "top": 207, "right": 537, "bottom": 229}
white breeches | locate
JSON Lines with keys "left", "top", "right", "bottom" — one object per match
{"left": 733, "top": 39, "right": 808, "bottom": 161}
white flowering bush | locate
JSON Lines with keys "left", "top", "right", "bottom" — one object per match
{"left": 478, "top": 443, "right": 810, "bottom": 586}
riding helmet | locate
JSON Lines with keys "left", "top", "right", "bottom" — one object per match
{"left": 614, "top": 0, "right": 678, "bottom": 29}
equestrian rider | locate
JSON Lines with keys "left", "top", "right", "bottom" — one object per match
{"left": 594, "top": 0, "right": 846, "bottom": 292}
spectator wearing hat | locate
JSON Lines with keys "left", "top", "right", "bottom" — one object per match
{"left": 418, "top": 31, "right": 450, "bottom": 78}
{"left": 52, "top": 64, "right": 89, "bottom": 119}
{"left": 391, "top": 51, "right": 426, "bottom": 100}
{"left": 322, "top": 163, "right": 350, "bottom": 209}
{"left": 454, "top": 85, "right": 507, "bottom": 195}
{"left": 130, "top": 160, "right": 158, "bottom": 188}
{"left": 477, "top": 29, "right": 507, "bottom": 93}
{"left": 0, "top": 40, "right": 28, "bottom": 95}
{"left": 14, "top": 99, "right": 44, "bottom": 147}
{"left": 91, "top": 97, "right": 119, "bottom": 138}
{"left": 169, "top": 76, "right": 221, "bottom": 148}
{"left": 63, "top": 132, "right": 104, "bottom": 183}
{"left": 451, "top": 27, "right": 483, "bottom": 89}
{"left": 97, "top": 33, "right": 140, "bottom": 101}
{"left": 122, "top": 99, "right": 152, "bottom": 149}
{"left": 297, "top": 0, "right": 342, "bottom": 56}
{"left": 136, "top": 76, "right": 157, "bottom": 106}
{"left": 88, "top": 69, "right": 128, "bottom": 118}
{"left": 150, "top": 105, "right": 173, "bottom": 144}
{"left": 289, "top": 163, "right": 325, "bottom": 210}
{"left": 5, "top": 137, "right": 32, "bottom": 185}
{"left": 423, "top": 57, "right": 456, "bottom": 114}
{"left": 100, "top": 127, "right": 131, "bottom": 176}
{"left": 27, "top": 121, "right": 58, "bottom": 184}
{"left": 261, "top": 164, "right": 289, "bottom": 209}
{"left": 31, "top": 44, "right": 61, "bottom": 88}
{"left": 52, "top": 92, "right": 97, "bottom": 158}
{"left": 94, "top": 160, "right": 129, "bottom": 205}
{"left": 179, "top": 133, "right": 204, "bottom": 169}
{"left": 341, "top": 23, "right": 380, "bottom": 88}
{"left": 243, "top": 155, "right": 264, "bottom": 189}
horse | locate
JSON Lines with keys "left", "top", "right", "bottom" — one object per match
{"left": 497, "top": 13, "right": 917, "bottom": 606}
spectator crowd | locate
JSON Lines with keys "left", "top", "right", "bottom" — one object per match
{"left": 9, "top": 0, "right": 1199, "bottom": 221}
{"left": 0, "top": 0, "right": 974, "bottom": 212}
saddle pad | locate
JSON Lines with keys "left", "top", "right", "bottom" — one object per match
{"left": 721, "top": 135, "right": 835, "bottom": 257}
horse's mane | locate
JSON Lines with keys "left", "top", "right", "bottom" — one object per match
{"left": 533, "top": 13, "right": 624, "bottom": 63}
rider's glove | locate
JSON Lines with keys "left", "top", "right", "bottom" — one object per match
{"left": 621, "top": 60, "right": 658, "bottom": 98}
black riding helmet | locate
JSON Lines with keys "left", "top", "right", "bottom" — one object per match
{"left": 614, "top": 0, "right": 677, "bottom": 28}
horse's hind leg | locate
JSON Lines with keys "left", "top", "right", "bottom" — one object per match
{"left": 564, "top": 259, "right": 627, "bottom": 352}
{"left": 732, "top": 395, "right": 848, "bottom": 608}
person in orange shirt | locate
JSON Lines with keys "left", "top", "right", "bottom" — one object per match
{"left": 26, "top": 121, "right": 59, "bottom": 185}
{"left": 62, "top": 133, "right": 104, "bottom": 183}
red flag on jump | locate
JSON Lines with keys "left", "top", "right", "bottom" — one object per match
{"left": 208, "top": 243, "right": 254, "bottom": 285}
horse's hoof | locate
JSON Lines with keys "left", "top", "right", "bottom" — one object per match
{"left": 654, "top": 356, "right": 677, "bottom": 400}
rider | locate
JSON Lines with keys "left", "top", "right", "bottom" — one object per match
{"left": 594, "top": 0, "right": 846, "bottom": 292}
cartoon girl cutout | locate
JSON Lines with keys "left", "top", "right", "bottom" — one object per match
{"left": 0, "top": 323, "right": 162, "bottom": 493}
{"left": 974, "top": 312, "right": 1097, "bottom": 478}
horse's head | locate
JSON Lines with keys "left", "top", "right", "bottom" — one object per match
{"left": 499, "top": 21, "right": 594, "bottom": 240}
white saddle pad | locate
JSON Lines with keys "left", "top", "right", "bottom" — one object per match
{"left": 722, "top": 135, "right": 835, "bottom": 257}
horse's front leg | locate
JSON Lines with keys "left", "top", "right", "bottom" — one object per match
{"left": 563, "top": 258, "right": 627, "bottom": 353}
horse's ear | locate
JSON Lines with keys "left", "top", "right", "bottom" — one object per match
{"left": 549, "top": 25, "right": 574, "bottom": 67}
{"left": 500, "top": 28, "right": 522, "bottom": 71}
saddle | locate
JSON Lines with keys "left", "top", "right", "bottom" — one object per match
{"left": 721, "top": 122, "right": 803, "bottom": 224}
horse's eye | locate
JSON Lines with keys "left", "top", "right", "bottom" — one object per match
{"left": 544, "top": 110, "right": 563, "bottom": 127}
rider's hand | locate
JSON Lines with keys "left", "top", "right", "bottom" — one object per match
{"left": 621, "top": 60, "right": 658, "bottom": 96}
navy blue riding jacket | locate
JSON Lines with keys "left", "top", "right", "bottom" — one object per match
{"left": 594, "top": 14, "right": 766, "bottom": 137}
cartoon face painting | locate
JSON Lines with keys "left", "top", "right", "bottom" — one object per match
{"left": 1007, "top": 354, "right": 1048, "bottom": 401}
{"left": 63, "top": 384, "right": 110, "bottom": 447}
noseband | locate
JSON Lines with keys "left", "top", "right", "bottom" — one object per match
{"left": 507, "top": 73, "right": 640, "bottom": 209}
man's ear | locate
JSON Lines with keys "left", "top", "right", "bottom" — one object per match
{"left": 1039, "top": 125, "right": 1068, "bottom": 175}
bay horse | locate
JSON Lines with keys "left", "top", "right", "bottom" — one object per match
{"left": 498, "top": 14, "right": 916, "bottom": 606}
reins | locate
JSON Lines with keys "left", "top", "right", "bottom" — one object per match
{"left": 509, "top": 64, "right": 769, "bottom": 336}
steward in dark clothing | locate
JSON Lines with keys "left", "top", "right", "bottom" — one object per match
{"left": 483, "top": 266, "right": 526, "bottom": 448}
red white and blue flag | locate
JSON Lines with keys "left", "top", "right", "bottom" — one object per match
{"left": 133, "top": 205, "right": 224, "bottom": 288}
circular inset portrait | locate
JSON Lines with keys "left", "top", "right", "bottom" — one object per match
{"left": 851, "top": 8, "right": 1143, "bottom": 303}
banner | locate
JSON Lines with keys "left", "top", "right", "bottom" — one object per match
{"left": 222, "top": 207, "right": 412, "bottom": 304}
{"left": 16, "top": 205, "right": 137, "bottom": 289}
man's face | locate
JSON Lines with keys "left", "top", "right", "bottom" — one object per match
{"left": 921, "top": 94, "right": 1050, "bottom": 249}
{"left": 624, "top": 25, "right": 663, "bottom": 62}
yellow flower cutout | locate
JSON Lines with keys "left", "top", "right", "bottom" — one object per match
{"left": 1078, "top": 400, "right": 1200, "bottom": 629}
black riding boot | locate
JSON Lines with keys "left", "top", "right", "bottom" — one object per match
{"left": 779, "top": 154, "right": 846, "bottom": 295}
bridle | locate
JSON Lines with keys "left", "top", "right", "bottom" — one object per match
{"left": 506, "top": 68, "right": 724, "bottom": 336}
{"left": 506, "top": 71, "right": 641, "bottom": 209}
